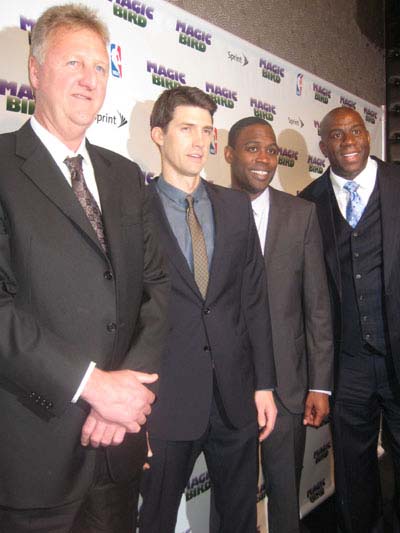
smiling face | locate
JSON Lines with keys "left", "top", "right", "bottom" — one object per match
{"left": 225, "top": 123, "right": 278, "bottom": 199}
{"left": 319, "top": 108, "right": 370, "bottom": 180}
{"left": 151, "top": 105, "right": 213, "bottom": 187}
{"left": 29, "top": 25, "right": 109, "bottom": 150}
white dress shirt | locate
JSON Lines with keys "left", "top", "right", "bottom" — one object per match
{"left": 30, "top": 117, "right": 97, "bottom": 402}
{"left": 251, "top": 187, "right": 330, "bottom": 396}
{"left": 330, "top": 156, "right": 378, "bottom": 219}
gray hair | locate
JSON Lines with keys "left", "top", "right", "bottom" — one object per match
{"left": 30, "top": 3, "right": 109, "bottom": 64}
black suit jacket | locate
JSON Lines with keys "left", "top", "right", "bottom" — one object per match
{"left": 300, "top": 158, "right": 400, "bottom": 384}
{"left": 265, "top": 187, "right": 333, "bottom": 413}
{"left": 0, "top": 121, "right": 169, "bottom": 507}
{"left": 148, "top": 178, "right": 276, "bottom": 441}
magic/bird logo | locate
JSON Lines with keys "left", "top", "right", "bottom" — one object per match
{"left": 176, "top": 20, "right": 212, "bottom": 53}
{"left": 259, "top": 58, "right": 285, "bottom": 84}
{"left": 1, "top": 79, "right": 35, "bottom": 115}
{"left": 250, "top": 97, "right": 276, "bottom": 122}
{"left": 205, "top": 82, "right": 238, "bottom": 109}
{"left": 108, "top": 0, "right": 154, "bottom": 28}
{"left": 147, "top": 61, "right": 186, "bottom": 89}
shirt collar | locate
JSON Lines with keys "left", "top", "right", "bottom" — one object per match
{"left": 156, "top": 176, "right": 207, "bottom": 207}
{"left": 30, "top": 116, "right": 90, "bottom": 168}
{"left": 251, "top": 187, "right": 270, "bottom": 216}
{"left": 330, "top": 156, "right": 377, "bottom": 195}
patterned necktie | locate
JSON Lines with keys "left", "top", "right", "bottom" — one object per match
{"left": 64, "top": 155, "right": 108, "bottom": 253}
{"left": 186, "top": 195, "right": 209, "bottom": 299}
{"left": 343, "top": 180, "right": 364, "bottom": 228}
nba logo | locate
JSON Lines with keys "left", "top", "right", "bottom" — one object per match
{"left": 110, "top": 44, "right": 122, "bottom": 78}
{"left": 210, "top": 128, "right": 218, "bottom": 155}
{"left": 296, "top": 73, "right": 303, "bottom": 96}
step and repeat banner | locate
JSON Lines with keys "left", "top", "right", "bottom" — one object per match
{"left": 0, "top": 1, "right": 383, "bottom": 531}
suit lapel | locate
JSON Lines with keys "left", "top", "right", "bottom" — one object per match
{"left": 203, "top": 181, "right": 227, "bottom": 299}
{"left": 378, "top": 162, "right": 400, "bottom": 287}
{"left": 87, "top": 143, "right": 119, "bottom": 264}
{"left": 16, "top": 122, "right": 106, "bottom": 259}
{"left": 265, "top": 188, "right": 284, "bottom": 263}
{"left": 148, "top": 181, "right": 201, "bottom": 299}
{"left": 312, "top": 172, "right": 342, "bottom": 298}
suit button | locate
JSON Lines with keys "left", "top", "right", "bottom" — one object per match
{"left": 353, "top": 232, "right": 359, "bottom": 238}
{"left": 355, "top": 274, "right": 362, "bottom": 280}
{"left": 107, "top": 322, "right": 117, "bottom": 333}
{"left": 365, "top": 333, "right": 371, "bottom": 340}
{"left": 104, "top": 271, "right": 113, "bottom": 281}
{"left": 354, "top": 252, "right": 359, "bottom": 258}
{"left": 204, "top": 307, "right": 211, "bottom": 315}
{"left": 203, "top": 345, "right": 210, "bottom": 352}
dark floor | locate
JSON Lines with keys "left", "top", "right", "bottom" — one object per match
{"left": 300, "top": 451, "right": 395, "bottom": 533}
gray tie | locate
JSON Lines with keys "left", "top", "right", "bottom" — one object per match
{"left": 64, "top": 155, "right": 108, "bottom": 253}
{"left": 186, "top": 195, "right": 209, "bottom": 299}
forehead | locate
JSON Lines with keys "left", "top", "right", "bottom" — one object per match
{"left": 323, "top": 110, "right": 365, "bottom": 132}
{"left": 235, "top": 123, "right": 276, "bottom": 146}
{"left": 45, "top": 25, "right": 108, "bottom": 58}
{"left": 171, "top": 105, "right": 213, "bottom": 125}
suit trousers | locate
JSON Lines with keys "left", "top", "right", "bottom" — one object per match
{"left": 260, "top": 395, "right": 306, "bottom": 533}
{"left": 139, "top": 394, "right": 258, "bottom": 533}
{"left": 332, "top": 349, "right": 400, "bottom": 533}
{"left": 0, "top": 449, "right": 140, "bottom": 533}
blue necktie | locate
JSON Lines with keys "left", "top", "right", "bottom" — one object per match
{"left": 343, "top": 181, "right": 364, "bottom": 228}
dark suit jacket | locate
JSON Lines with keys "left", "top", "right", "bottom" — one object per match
{"left": 265, "top": 187, "right": 333, "bottom": 413}
{"left": 147, "top": 178, "right": 276, "bottom": 441}
{"left": 0, "top": 121, "right": 169, "bottom": 508}
{"left": 300, "top": 158, "right": 400, "bottom": 385}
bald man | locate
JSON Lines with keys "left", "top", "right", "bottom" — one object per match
{"left": 301, "top": 107, "right": 400, "bottom": 533}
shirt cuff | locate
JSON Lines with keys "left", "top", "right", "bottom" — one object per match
{"left": 309, "top": 389, "right": 331, "bottom": 396}
{"left": 71, "top": 361, "right": 96, "bottom": 403}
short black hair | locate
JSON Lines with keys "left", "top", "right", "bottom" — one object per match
{"left": 228, "top": 117, "right": 273, "bottom": 148}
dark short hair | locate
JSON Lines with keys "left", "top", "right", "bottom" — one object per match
{"left": 228, "top": 117, "right": 273, "bottom": 148}
{"left": 150, "top": 86, "right": 217, "bottom": 130}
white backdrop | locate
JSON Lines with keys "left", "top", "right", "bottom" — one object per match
{"left": 0, "top": 1, "right": 383, "bottom": 531}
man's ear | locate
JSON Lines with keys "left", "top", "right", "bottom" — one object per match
{"left": 29, "top": 56, "right": 40, "bottom": 91}
{"left": 319, "top": 140, "right": 328, "bottom": 157}
{"left": 151, "top": 127, "right": 164, "bottom": 147}
{"left": 224, "top": 145, "right": 234, "bottom": 164}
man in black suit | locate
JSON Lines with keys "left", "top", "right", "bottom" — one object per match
{"left": 139, "top": 87, "right": 277, "bottom": 533}
{"left": 0, "top": 5, "right": 169, "bottom": 532}
{"left": 225, "top": 117, "right": 333, "bottom": 533}
{"left": 301, "top": 107, "right": 400, "bottom": 533}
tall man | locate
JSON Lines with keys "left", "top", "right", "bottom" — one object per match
{"left": 0, "top": 5, "right": 169, "bottom": 532}
{"left": 140, "top": 87, "right": 277, "bottom": 533}
{"left": 301, "top": 106, "right": 400, "bottom": 533}
{"left": 225, "top": 117, "right": 333, "bottom": 533}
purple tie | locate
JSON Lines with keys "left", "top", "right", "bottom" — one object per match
{"left": 64, "top": 155, "right": 108, "bottom": 253}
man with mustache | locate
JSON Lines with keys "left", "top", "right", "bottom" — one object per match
{"left": 301, "top": 107, "right": 400, "bottom": 532}
{"left": 225, "top": 116, "right": 333, "bottom": 533}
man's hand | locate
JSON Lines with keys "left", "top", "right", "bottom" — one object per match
{"left": 254, "top": 390, "right": 277, "bottom": 442}
{"left": 81, "top": 368, "right": 158, "bottom": 433}
{"left": 303, "top": 391, "right": 330, "bottom": 427}
{"left": 81, "top": 408, "right": 126, "bottom": 447}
